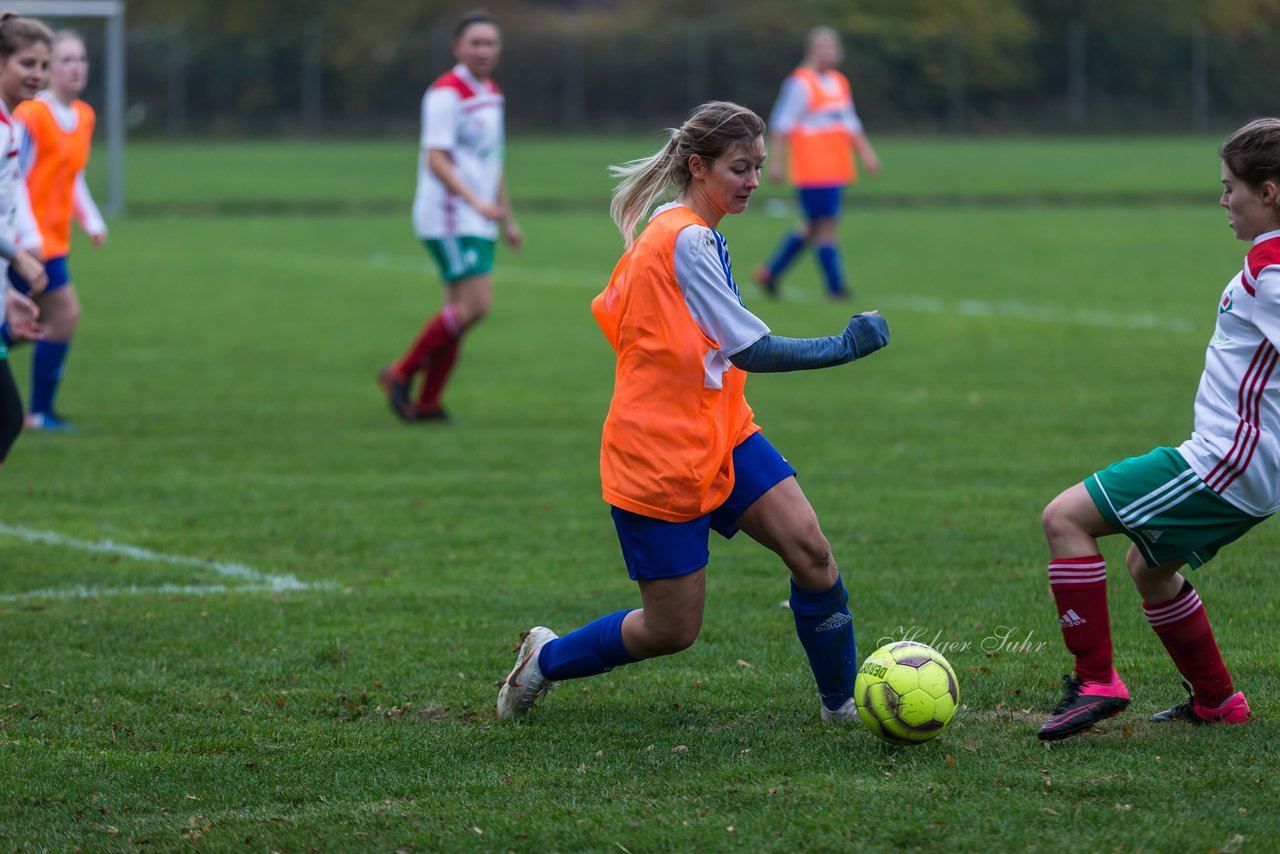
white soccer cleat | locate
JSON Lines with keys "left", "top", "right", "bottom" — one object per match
{"left": 820, "top": 695, "right": 859, "bottom": 723}
{"left": 495, "top": 626, "right": 559, "bottom": 720}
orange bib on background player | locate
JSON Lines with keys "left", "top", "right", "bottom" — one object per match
{"left": 592, "top": 206, "right": 759, "bottom": 522}
{"left": 786, "top": 67, "right": 855, "bottom": 188}
{"left": 15, "top": 98, "right": 95, "bottom": 259}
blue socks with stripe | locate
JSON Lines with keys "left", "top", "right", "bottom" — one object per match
{"left": 765, "top": 234, "right": 848, "bottom": 297}
{"left": 766, "top": 232, "right": 807, "bottom": 281}
{"left": 790, "top": 575, "right": 856, "bottom": 711}
{"left": 535, "top": 579, "right": 855, "bottom": 713}
{"left": 538, "top": 609, "right": 638, "bottom": 681}
{"left": 815, "top": 243, "right": 846, "bottom": 297}
{"left": 30, "top": 339, "right": 70, "bottom": 416}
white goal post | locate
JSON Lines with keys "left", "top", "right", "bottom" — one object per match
{"left": 9, "top": 0, "right": 125, "bottom": 215}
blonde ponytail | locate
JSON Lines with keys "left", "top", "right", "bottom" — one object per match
{"left": 607, "top": 101, "right": 766, "bottom": 247}
{"left": 609, "top": 132, "right": 683, "bottom": 248}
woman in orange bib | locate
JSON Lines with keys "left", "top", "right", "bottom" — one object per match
{"left": 756, "top": 26, "right": 880, "bottom": 301}
{"left": 497, "top": 101, "right": 891, "bottom": 723}
{"left": 6, "top": 30, "right": 106, "bottom": 431}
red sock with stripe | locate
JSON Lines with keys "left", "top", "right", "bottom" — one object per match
{"left": 1143, "top": 580, "right": 1234, "bottom": 707}
{"left": 392, "top": 304, "right": 461, "bottom": 380}
{"left": 1048, "top": 554, "right": 1113, "bottom": 683}
{"left": 416, "top": 337, "right": 460, "bottom": 414}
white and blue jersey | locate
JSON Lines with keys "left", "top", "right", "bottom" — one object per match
{"left": 660, "top": 202, "right": 771, "bottom": 386}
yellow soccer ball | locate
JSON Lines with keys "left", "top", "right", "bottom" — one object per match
{"left": 855, "top": 641, "right": 960, "bottom": 745}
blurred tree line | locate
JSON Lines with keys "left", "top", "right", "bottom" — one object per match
{"left": 98, "top": 0, "right": 1280, "bottom": 135}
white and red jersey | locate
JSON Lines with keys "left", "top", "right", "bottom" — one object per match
{"left": 1178, "top": 229, "right": 1280, "bottom": 516}
{"left": 0, "top": 100, "right": 42, "bottom": 295}
{"left": 411, "top": 63, "right": 505, "bottom": 240}
{"left": 0, "top": 101, "right": 40, "bottom": 247}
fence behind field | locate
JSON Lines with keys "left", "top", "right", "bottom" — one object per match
{"left": 113, "top": 15, "right": 1278, "bottom": 138}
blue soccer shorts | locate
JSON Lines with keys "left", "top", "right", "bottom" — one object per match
{"left": 610, "top": 431, "right": 797, "bottom": 581}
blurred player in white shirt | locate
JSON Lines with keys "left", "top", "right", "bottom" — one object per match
{"left": 378, "top": 10, "right": 521, "bottom": 423}
{"left": 0, "top": 12, "right": 49, "bottom": 467}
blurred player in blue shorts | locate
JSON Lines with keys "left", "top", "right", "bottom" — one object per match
{"left": 4, "top": 30, "right": 107, "bottom": 432}
{"left": 755, "top": 26, "right": 880, "bottom": 301}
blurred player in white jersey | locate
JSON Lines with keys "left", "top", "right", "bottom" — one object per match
{"left": 378, "top": 10, "right": 522, "bottom": 422}
{"left": 1037, "top": 118, "right": 1280, "bottom": 740}
{"left": 0, "top": 11, "right": 50, "bottom": 468}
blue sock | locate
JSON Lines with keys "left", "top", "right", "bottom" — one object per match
{"left": 767, "top": 232, "right": 807, "bottom": 280}
{"left": 30, "top": 339, "right": 70, "bottom": 416}
{"left": 0, "top": 322, "right": 12, "bottom": 348}
{"left": 815, "top": 243, "right": 845, "bottom": 295}
{"left": 538, "top": 609, "right": 638, "bottom": 680}
{"left": 790, "top": 576, "right": 856, "bottom": 710}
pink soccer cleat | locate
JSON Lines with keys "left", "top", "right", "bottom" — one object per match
{"left": 1150, "top": 682, "right": 1251, "bottom": 725}
{"left": 1037, "top": 671, "right": 1130, "bottom": 740}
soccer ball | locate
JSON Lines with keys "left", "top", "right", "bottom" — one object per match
{"left": 855, "top": 641, "right": 959, "bottom": 745}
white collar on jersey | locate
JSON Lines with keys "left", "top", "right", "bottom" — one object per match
{"left": 452, "top": 63, "right": 491, "bottom": 94}
{"left": 36, "top": 91, "right": 81, "bottom": 132}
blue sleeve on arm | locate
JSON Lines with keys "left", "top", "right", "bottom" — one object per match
{"left": 729, "top": 313, "right": 889, "bottom": 373}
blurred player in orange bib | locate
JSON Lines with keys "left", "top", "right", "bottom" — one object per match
{"left": 756, "top": 26, "right": 879, "bottom": 301}
{"left": 4, "top": 29, "right": 107, "bottom": 432}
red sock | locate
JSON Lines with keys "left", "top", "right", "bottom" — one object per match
{"left": 392, "top": 305, "right": 460, "bottom": 380}
{"left": 1048, "top": 555, "right": 1113, "bottom": 683}
{"left": 416, "top": 336, "right": 460, "bottom": 414}
{"left": 1143, "top": 581, "right": 1233, "bottom": 707}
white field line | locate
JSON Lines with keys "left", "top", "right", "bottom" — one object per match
{"left": 0, "top": 523, "right": 333, "bottom": 602}
{"left": 367, "top": 255, "right": 1198, "bottom": 333}
{"left": 1, "top": 583, "right": 293, "bottom": 603}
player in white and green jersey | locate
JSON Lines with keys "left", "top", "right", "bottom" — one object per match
{"left": 377, "top": 10, "right": 522, "bottom": 423}
{"left": 1036, "top": 118, "right": 1280, "bottom": 740}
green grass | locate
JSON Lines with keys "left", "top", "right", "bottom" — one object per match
{"left": 103, "top": 133, "right": 1231, "bottom": 209}
{"left": 2, "top": 136, "right": 1276, "bottom": 851}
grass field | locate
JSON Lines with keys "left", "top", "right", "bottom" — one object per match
{"left": 2, "top": 135, "right": 1276, "bottom": 851}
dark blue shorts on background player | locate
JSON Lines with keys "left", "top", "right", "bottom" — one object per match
{"left": 2, "top": 255, "right": 77, "bottom": 431}
{"left": 796, "top": 185, "right": 844, "bottom": 221}
{"left": 8, "top": 254, "right": 69, "bottom": 294}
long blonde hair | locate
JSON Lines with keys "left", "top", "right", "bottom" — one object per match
{"left": 609, "top": 101, "right": 765, "bottom": 247}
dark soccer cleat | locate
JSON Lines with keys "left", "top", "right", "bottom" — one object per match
{"left": 753, "top": 264, "right": 778, "bottom": 298}
{"left": 376, "top": 367, "right": 415, "bottom": 422}
{"left": 1036, "top": 672, "right": 1130, "bottom": 741}
{"left": 413, "top": 407, "right": 451, "bottom": 424}
{"left": 1150, "top": 681, "right": 1251, "bottom": 725}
